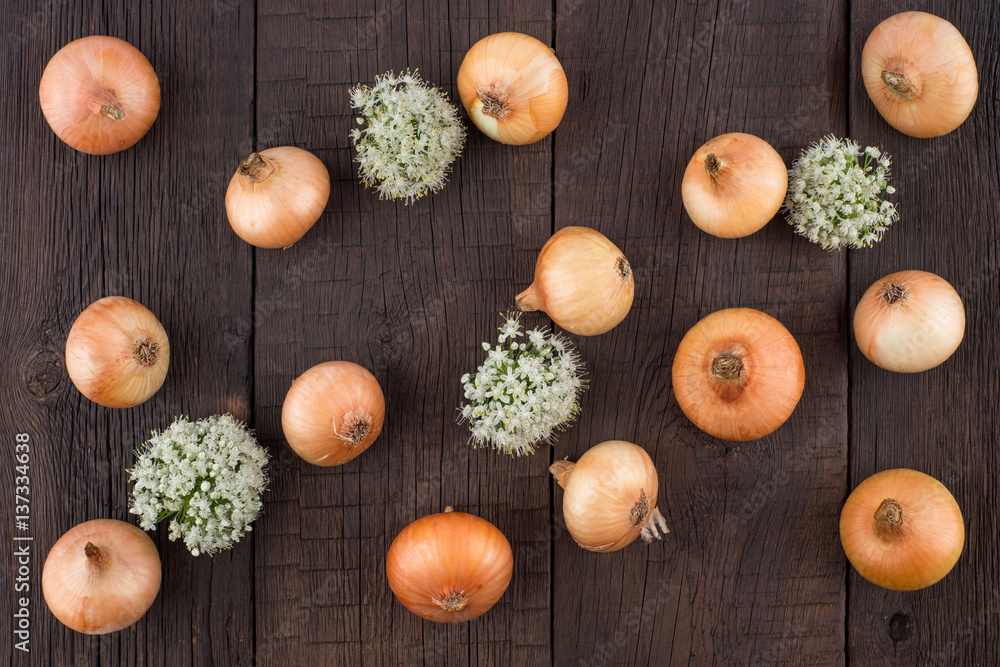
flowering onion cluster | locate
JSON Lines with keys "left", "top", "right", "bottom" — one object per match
{"left": 128, "top": 415, "right": 269, "bottom": 556}
{"left": 349, "top": 71, "right": 465, "bottom": 203}
{"left": 459, "top": 315, "right": 585, "bottom": 456}
{"left": 784, "top": 135, "right": 898, "bottom": 250}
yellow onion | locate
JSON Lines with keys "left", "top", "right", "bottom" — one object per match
{"left": 516, "top": 226, "right": 634, "bottom": 336}
{"left": 681, "top": 133, "right": 787, "bottom": 238}
{"left": 386, "top": 507, "right": 513, "bottom": 623}
{"left": 457, "top": 32, "right": 568, "bottom": 145}
{"left": 225, "top": 147, "right": 331, "bottom": 248}
{"left": 672, "top": 308, "right": 804, "bottom": 441}
{"left": 39, "top": 36, "right": 160, "bottom": 154}
{"left": 42, "top": 519, "right": 161, "bottom": 634}
{"left": 862, "top": 12, "right": 978, "bottom": 138}
{"left": 65, "top": 296, "right": 169, "bottom": 408}
{"left": 281, "top": 361, "right": 385, "bottom": 466}
{"left": 841, "top": 469, "right": 964, "bottom": 591}
{"left": 853, "top": 270, "right": 964, "bottom": 373}
{"left": 550, "top": 441, "right": 668, "bottom": 552}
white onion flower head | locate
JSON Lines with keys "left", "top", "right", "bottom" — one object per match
{"left": 349, "top": 71, "right": 466, "bottom": 203}
{"left": 784, "top": 135, "right": 898, "bottom": 250}
{"left": 459, "top": 314, "right": 586, "bottom": 456}
{"left": 128, "top": 414, "right": 269, "bottom": 556}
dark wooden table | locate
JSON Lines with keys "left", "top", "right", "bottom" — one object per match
{"left": 2, "top": 1, "right": 997, "bottom": 665}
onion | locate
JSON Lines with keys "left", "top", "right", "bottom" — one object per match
{"left": 516, "top": 226, "right": 634, "bottom": 336}
{"left": 550, "top": 441, "right": 668, "bottom": 552}
{"left": 681, "top": 133, "right": 787, "bottom": 238}
{"left": 853, "top": 270, "right": 965, "bottom": 373}
{"left": 841, "top": 469, "right": 964, "bottom": 591}
{"left": 42, "top": 519, "right": 161, "bottom": 634}
{"left": 65, "top": 296, "right": 170, "bottom": 408}
{"left": 457, "top": 32, "right": 568, "bottom": 145}
{"left": 225, "top": 147, "right": 331, "bottom": 248}
{"left": 386, "top": 507, "right": 513, "bottom": 623}
{"left": 672, "top": 308, "right": 804, "bottom": 441}
{"left": 39, "top": 36, "right": 160, "bottom": 154}
{"left": 281, "top": 361, "right": 385, "bottom": 466}
{"left": 862, "top": 11, "right": 978, "bottom": 138}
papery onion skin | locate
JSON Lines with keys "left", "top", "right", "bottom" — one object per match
{"left": 672, "top": 308, "right": 804, "bottom": 441}
{"left": 386, "top": 509, "right": 513, "bottom": 623}
{"left": 281, "top": 361, "right": 385, "bottom": 466}
{"left": 516, "top": 226, "right": 634, "bottom": 336}
{"left": 861, "top": 12, "right": 978, "bottom": 138}
{"left": 39, "top": 36, "right": 160, "bottom": 154}
{"left": 681, "top": 133, "right": 787, "bottom": 238}
{"left": 840, "top": 469, "right": 964, "bottom": 591}
{"left": 853, "top": 270, "right": 965, "bottom": 373}
{"left": 457, "top": 32, "right": 568, "bottom": 145}
{"left": 551, "top": 441, "right": 668, "bottom": 552}
{"left": 42, "top": 519, "right": 161, "bottom": 634}
{"left": 65, "top": 296, "right": 170, "bottom": 408}
{"left": 226, "top": 147, "right": 331, "bottom": 248}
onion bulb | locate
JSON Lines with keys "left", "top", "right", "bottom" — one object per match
{"left": 550, "top": 441, "right": 668, "bottom": 552}
{"left": 42, "top": 519, "right": 161, "bottom": 634}
{"left": 853, "top": 270, "right": 965, "bottom": 373}
{"left": 841, "top": 469, "right": 964, "bottom": 591}
{"left": 225, "top": 147, "right": 331, "bottom": 248}
{"left": 861, "top": 12, "right": 978, "bottom": 138}
{"left": 281, "top": 361, "right": 385, "bottom": 466}
{"left": 516, "top": 226, "right": 634, "bottom": 336}
{"left": 386, "top": 507, "right": 513, "bottom": 623}
{"left": 65, "top": 296, "right": 169, "bottom": 408}
{"left": 457, "top": 32, "right": 568, "bottom": 145}
{"left": 672, "top": 308, "right": 804, "bottom": 441}
{"left": 680, "top": 133, "right": 787, "bottom": 238}
{"left": 39, "top": 36, "right": 160, "bottom": 155}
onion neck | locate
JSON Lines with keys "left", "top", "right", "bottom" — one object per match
{"left": 239, "top": 153, "right": 275, "bottom": 183}
{"left": 434, "top": 590, "right": 469, "bottom": 612}
{"left": 100, "top": 104, "right": 126, "bottom": 120}
{"left": 705, "top": 153, "right": 722, "bottom": 177}
{"left": 711, "top": 353, "right": 745, "bottom": 381}
{"left": 615, "top": 256, "right": 631, "bottom": 282}
{"left": 89, "top": 88, "right": 127, "bottom": 120}
{"left": 881, "top": 70, "right": 912, "bottom": 96}
{"left": 132, "top": 338, "right": 160, "bottom": 367}
{"left": 630, "top": 490, "right": 651, "bottom": 526}
{"left": 85, "top": 542, "right": 107, "bottom": 569}
{"left": 333, "top": 408, "right": 372, "bottom": 445}
{"left": 515, "top": 285, "right": 542, "bottom": 313}
{"left": 477, "top": 86, "right": 510, "bottom": 121}
{"left": 549, "top": 460, "right": 575, "bottom": 489}
{"left": 880, "top": 282, "right": 909, "bottom": 306}
{"left": 873, "top": 498, "right": 905, "bottom": 540}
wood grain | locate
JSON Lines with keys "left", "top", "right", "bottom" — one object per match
{"left": 847, "top": 2, "right": 1000, "bottom": 664}
{"left": 0, "top": 2, "right": 255, "bottom": 665}
{"left": 1, "top": 0, "right": 998, "bottom": 665}
{"left": 252, "top": 1, "right": 553, "bottom": 665}
{"left": 551, "top": 1, "right": 849, "bottom": 664}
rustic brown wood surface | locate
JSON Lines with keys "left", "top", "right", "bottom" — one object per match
{"left": 0, "top": 1, "right": 995, "bottom": 665}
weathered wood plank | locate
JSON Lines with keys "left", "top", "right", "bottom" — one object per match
{"left": 551, "top": 1, "right": 849, "bottom": 664}
{"left": 0, "top": 2, "right": 255, "bottom": 665}
{"left": 252, "top": 1, "right": 553, "bottom": 665}
{"left": 847, "top": 2, "right": 1000, "bottom": 664}
{"left": 4, "top": 1, "right": 1000, "bottom": 665}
